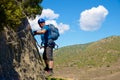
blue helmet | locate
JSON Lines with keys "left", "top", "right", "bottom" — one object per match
{"left": 38, "top": 18, "right": 45, "bottom": 24}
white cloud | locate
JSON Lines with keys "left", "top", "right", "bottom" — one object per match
{"left": 79, "top": 5, "right": 108, "bottom": 31}
{"left": 40, "top": 9, "right": 59, "bottom": 19}
{"left": 28, "top": 8, "right": 70, "bottom": 33}
{"left": 58, "top": 23, "right": 70, "bottom": 34}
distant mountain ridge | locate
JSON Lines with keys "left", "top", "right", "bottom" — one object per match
{"left": 54, "top": 36, "right": 120, "bottom": 68}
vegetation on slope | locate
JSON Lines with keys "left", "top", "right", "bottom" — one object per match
{"left": 54, "top": 36, "right": 120, "bottom": 68}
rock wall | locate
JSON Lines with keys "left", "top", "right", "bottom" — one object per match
{"left": 0, "top": 18, "right": 46, "bottom": 80}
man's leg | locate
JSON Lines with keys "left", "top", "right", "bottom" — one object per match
{"left": 46, "top": 46, "right": 54, "bottom": 75}
{"left": 49, "top": 60, "right": 54, "bottom": 69}
{"left": 43, "top": 60, "right": 54, "bottom": 72}
{"left": 48, "top": 60, "right": 54, "bottom": 73}
{"left": 43, "top": 60, "right": 49, "bottom": 71}
{"left": 43, "top": 47, "right": 49, "bottom": 71}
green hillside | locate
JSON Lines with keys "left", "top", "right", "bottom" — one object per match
{"left": 54, "top": 36, "right": 120, "bottom": 68}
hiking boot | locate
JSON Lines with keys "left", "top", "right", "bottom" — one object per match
{"left": 45, "top": 69, "right": 54, "bottom": 77}
{"left": 44, "top": 67, "right": 49, "bottom": 72}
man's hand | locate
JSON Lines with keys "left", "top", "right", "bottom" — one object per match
{"left": 33, "top": 31, "right": 37, "bottom": 36}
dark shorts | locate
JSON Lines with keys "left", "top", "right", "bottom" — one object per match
{"left": 43, "top": 46, "right": 53, "bottom": 61}
{"left": 43, "top": 40, "right": 55, "bottom": 61}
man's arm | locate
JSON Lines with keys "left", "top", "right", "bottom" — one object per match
{"left": 33, "top": 30, "right": 46, "bottom": 35}
{"left": 36, "top": 29, "right": 46, "bottom": 34}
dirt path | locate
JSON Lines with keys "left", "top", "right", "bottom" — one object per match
{"left": 52, "top": 62, "right": 120, "bottom": 80}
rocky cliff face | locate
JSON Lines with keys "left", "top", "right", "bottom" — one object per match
{"left": 0, "top": 18, "right": 46, "bottom": 80}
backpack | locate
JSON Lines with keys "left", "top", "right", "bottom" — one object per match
{"left": 48, "top": 24, "right": 60, "bottom": 40}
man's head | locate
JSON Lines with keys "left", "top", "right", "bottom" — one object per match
{"left": 38, "top": 18, "right": 45, "bottom": 27}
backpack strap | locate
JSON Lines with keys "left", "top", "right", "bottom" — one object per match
{"left": 41, "top": 41, "right": 44, "bottom": 47}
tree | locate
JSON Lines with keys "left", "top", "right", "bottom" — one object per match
{"left": 0, "top": 0, "right": 43, "bottom": 31}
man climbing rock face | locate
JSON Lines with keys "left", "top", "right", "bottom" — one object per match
{"left": 33, "top": 18, "right": 55, "bottom": 76}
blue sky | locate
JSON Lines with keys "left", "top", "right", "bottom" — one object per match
{"left": 29, "top": 0, "right": 120, "bottom": 47}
